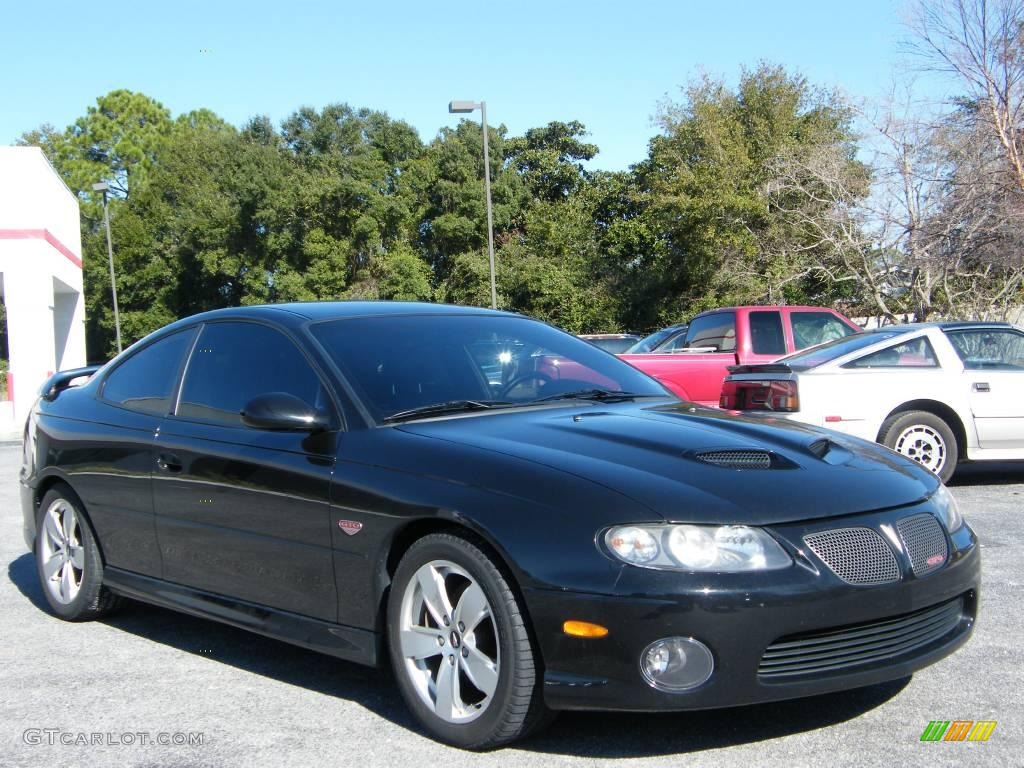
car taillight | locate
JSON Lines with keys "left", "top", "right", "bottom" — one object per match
{"left": 720, "top": 380, "right": 799, "bottom": 412}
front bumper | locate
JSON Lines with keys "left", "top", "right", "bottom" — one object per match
{"left": 527, "top": 513, "right": 980, "bottom": 712}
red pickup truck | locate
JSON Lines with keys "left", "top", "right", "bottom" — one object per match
{"left": 619, "top": 306, "right": 861, "bottom": 406}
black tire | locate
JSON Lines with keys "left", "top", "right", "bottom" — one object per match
{"left": 879, "top": 410, "right": 958, "bottom": 483}
{"left": 386, "top": 532, "right": 553, "bottom": 749}
{"left": 34, "top": 485, "right": 122, "bottom": 621}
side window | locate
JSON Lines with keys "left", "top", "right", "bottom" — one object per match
{"left": 946, "top": 329, "right": 1024, "bottom": 370}
{"left": 101, "top": 329, "right": 195, "bottom": 415}
{"left": 749, "top": 311, "right": 785, "bottom": 355}
{"left": 177, "top": 322, "right": 327, "bottom": 426}
{"left": 843, "top": 337, "right": 939, "bottom": 369}
{"left": 684, "top": 312, "right": 736, "bottom": 352}
{"left": 790, "top": 312, "right": 857, "bottom": 350}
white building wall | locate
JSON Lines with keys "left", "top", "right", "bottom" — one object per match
{"left": 0, "top": 146, "right": 86, "bottom": 436}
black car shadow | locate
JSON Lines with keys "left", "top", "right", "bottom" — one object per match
{"left": 949, "top": 460, "right": 1024, "bottom": 487}
{"left": 524, "top": 679, "right": 908, "bottom": 757}
{"left": 8, "top": 552, "right": 907, "bottom": 756}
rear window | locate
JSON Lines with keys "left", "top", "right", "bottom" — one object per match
{"left": 782, "top": 330, "right": 904, "bottom": 371}
{"left": 749, "top": 311, "right": 785, "bottom": 355}
{"left": 842, "top": 337, "right": 939, "bottom": 368}
{"left": 790, "top": 312, "right": 858, "bottom": 350}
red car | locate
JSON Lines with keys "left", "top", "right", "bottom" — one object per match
{"left": 619, "top": 306, "right": 861, "bottom": 406}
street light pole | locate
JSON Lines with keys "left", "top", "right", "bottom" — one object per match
{"left": 449, "top": 100, "right": 497, "bottom": 310}
{"left": 92, "top": 182, "right": 122, "bottom": 353}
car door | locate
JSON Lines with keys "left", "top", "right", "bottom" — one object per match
{"left": 153, "top": 320, "right": 340, "bottom": 622}
{"left": 74, "top": 327, "right": 197, "bottom": 578}
{"left": 945, "top": 328, "right": 1024, "bottom": 450}
{"left": 674, "top": 311, "right": 738, "bottom": 403}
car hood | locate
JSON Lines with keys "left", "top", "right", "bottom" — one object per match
{"left": 395, "top": 401, "right": 938, "bottom": 525}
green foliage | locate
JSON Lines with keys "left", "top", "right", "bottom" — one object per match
{"left": 19, "top": 66, "right": 879, "bottom": 359}
{"left": 20, "top": 90, "right": 173, "bottom": 212}
{"left": 634, "top": 63, "right": 864, "bottom": 316}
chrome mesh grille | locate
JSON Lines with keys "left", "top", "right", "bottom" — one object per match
{"left": 759, "top": 596, "right": 965, "bottom": 679}
{"left": 897, "top": 513, "right": 948, "bottom": 576}
{"left": 695, "top": 450, "right": 772, "bottom": 469}
{"left": 803, "top": 527, "right": 900, "bottom": 585}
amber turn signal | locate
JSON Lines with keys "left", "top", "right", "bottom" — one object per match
{"left": 563, "top": 620, "right": 609, "bottom": 638}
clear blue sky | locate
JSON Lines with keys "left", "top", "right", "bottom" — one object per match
{"left": 2, "top": 0, "right": 941, "bottom": 171}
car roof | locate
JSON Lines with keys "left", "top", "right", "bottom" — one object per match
{"left": 869, "top": 321, "right": 1013, "bottom": 333}
{"left": 692, "top": 305, "right": 844, "bottom": 317}
{"left": 164, "top": 301, "right": 521, "bottom": 326}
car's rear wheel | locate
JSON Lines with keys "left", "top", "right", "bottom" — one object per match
{"left": 880, "top": 410, "right": 958, "bottom": 483}
{"left": 35, "top": 486, "right": 122, "bottom": 621}
{"left": 386, "top": 532, "right": 552, "bottom": 749}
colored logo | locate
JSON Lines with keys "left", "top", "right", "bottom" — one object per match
{"left": 337, "top": 519, "right": 363, "bottom": 536}
{"left": 920, "top": 720, "right": 997, "bottom": 742}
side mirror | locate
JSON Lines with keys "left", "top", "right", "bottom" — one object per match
{"left": 240, "top": 392, "right": 330, "bottom": 432}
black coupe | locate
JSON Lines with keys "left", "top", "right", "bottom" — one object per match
{"left": 19, "top": 302, "right": 979, "bottom": 748}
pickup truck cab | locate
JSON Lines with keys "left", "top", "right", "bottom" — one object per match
{"left": 620, "top": 306, "right": 860, "bottom": 406}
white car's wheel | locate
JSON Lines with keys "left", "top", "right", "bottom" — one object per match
{"left": 880, "top": 411, "right": 958, "bottom": 483}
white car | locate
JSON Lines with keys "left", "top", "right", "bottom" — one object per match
{"left": 720, "top": 322, "right": 1024, "bottom": 482}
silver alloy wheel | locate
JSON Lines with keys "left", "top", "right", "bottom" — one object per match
{"left": 397, "top": 559, "right": 500, "bottom": 724}
{"left": 38, "top": 498, "right": 85, "bottom": 604}
{"left": 894, "top": 424, "right": 946, "bottom": 474}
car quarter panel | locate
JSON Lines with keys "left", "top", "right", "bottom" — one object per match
{"left": 28, "top": 391, "right": 165, "bottom": 578}
{"left": 795, "top": 367, "right": 971, "bottom": 443}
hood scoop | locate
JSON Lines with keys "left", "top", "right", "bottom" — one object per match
{"left": 694, "top": 449, "right": 776, "bottom": 470}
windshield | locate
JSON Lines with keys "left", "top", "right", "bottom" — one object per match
{"left": 627, "top": 325, "right": 687, "bottom": 353}
{"left": 781, "top": 329, "right": 904, "bottom": 370}
{"left": 310, "top": 314, "right": 669, "bottom": 421}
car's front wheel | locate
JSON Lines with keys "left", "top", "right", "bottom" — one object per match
{"left": 386, "top": 532, "right": 552, "bottom": 749}
{"left": 34, "top": 485, "right": 122, "bottom": 621}
{"left": 879, "top": 410, "right": 958, "bottom": 483}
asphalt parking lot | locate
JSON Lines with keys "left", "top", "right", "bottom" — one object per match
{"left": 1, "top": 443, "right": 1021, "bottom": 768}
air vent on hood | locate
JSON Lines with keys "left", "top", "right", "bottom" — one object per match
{"left": 695, "top": 450, "right": 773, "bottom": 469}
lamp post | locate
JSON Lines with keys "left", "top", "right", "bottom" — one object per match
{"left": 448, "top": 100, "right": 497, "bottom": 310}
{"left": 91, "top": 182, "right": 122, "bottom": 353}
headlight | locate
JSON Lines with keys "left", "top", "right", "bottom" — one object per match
{"left": 604, "top": 524, "right": 791, "bottom": 572}
{"left": 931, "top": 484, "right": 964, "bottom": 532}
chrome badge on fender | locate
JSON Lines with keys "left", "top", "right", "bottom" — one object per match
{"left": 337, "top": 519, "right": 363, "bottom": 536}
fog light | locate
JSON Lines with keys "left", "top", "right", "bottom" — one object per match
{"left": 640, "top": 637, "right": 714, "bottom": 692}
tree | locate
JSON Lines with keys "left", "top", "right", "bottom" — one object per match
{"left": 404, "top": 120, "right": 525, "bottom": 286}
{"left": 20, "top": 90, "right": 173, "bottom": 203}
{"left": 504, "top": 121, "right": 598, "bottom": 202}
{"left": 629, "top": 63, "right": 865, "bottom": 321}
{"left": 909, "top": 0, "right": 1024, "bottom": 191}
{"left": 279, "top": 104, "right": 425, "bottom": 289}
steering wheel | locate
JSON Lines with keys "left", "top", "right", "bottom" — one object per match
{"left": 499, "top": 373, "right": 553, "bottom": 399}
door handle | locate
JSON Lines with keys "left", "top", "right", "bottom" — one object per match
{"left": 156, "top": 453, "right": 183, "bottom": 473}
{"left": 973, "top": 382, "right": 991, "bottom": 393}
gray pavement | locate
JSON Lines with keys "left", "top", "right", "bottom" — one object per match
{"left": 1, "top": 443, "right": 1021, "bottom": 767}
